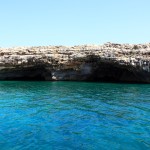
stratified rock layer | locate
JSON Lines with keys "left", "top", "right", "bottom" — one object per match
{"left": 0, "top": 43, "right": 150, "bottom": 83}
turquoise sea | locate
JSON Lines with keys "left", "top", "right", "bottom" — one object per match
{"left": 0, "top": 81, "right": 150, "bottom": 150}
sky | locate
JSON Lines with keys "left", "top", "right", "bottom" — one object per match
{"left": 0, "top": 0, "right": 150, "bottom": 47}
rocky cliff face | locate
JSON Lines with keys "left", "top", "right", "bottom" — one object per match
{"left": 0, "top": 43, "right": 150, "bottom": 83}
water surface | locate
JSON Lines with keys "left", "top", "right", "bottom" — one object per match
{"left": 0, "top": 81, "right": 150, "bottom": 150}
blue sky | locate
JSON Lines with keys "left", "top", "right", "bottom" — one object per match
{"left": 0, "top": 0, "right": 150, "bottom": 47}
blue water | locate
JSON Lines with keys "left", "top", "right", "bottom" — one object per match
{"left": 0, "top": 81, "right": 150, "bottom": 150}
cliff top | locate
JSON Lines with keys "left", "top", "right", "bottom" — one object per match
{"left": 1, "top": 42, "right": 150, "bottom": 51}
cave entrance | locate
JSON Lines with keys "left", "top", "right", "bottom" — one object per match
{"left": 1, "top": 66, "right": 52, "bottom": 81}
{"left": 90, "top": 62, "right": 142, "bottom": 83}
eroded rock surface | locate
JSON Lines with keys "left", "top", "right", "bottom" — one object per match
{"left": 0, "top": 42, "right": 150, "bottom": 83}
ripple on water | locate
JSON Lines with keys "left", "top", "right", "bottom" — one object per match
{"left": 0, "top": 81, "right": 150, "bottom": 150}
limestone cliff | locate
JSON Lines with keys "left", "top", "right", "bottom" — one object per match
{"left": 0, "top": 43, "right": 150, "bottom": 83}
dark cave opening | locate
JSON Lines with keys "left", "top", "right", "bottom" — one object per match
{"left": 90, "top": 62, "right": 144, "bottom": 83}
{"left": 0, "top": 66, "right": 52, "bottom": 81}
